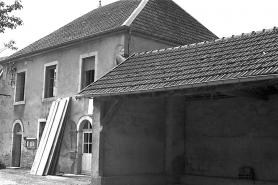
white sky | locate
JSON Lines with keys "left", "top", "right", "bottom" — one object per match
{"left": 0, "top": 0, "right": 278, "bottom": 57}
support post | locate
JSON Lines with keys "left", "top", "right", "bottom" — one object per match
{"left": 91, "top": 98, "right": 103, "bottom": 185}
{"left": 164, "top": 96, "right": 186, "bottom": 183}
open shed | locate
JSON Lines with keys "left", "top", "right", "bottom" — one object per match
{"left": 76, "top": 28, "right": 278, "bottom": 185}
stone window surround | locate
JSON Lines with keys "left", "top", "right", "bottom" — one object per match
{"left": 13, "top": 68, "right": 27, "bottom": 105}
{"left": 42, "top": 61, "right": 58, "bottom": 102}
{"left": 78, "top": 52, "right": 98, "bottom": 92}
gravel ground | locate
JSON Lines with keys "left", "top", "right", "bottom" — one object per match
{"left": 0, "top": 168, "right": 91, "bottom": 185}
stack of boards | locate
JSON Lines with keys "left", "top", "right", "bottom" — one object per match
{"left": 30, "top": 97, "right": 71, "bottom": 176}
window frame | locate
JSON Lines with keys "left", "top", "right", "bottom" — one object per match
{"left": 42, "top": 61, "right": 58, "bottom": 101}
{"left": 13, "top": 68, "right": 27, "bottom": 105}
{"left": 78, "top": 52, "right": 98, "bottom": 92}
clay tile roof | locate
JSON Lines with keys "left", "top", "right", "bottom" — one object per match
{"left": 3, "top": 0, "right": 217, "bottom": 63}
{"left": 131, "top": 0, "right": 217, "bottom": 44}
{"left": 78, "top": 27, "right": 278, "bottom": 97}
{"left": 4, "top": 0, "right": 142, "bottom": 61}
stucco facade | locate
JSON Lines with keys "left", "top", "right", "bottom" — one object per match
{"left": 0, "top": 32, "right": 176, "bottom": 173}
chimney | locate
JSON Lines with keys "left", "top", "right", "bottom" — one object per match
{"left": 99, "top": 0, "right": 101, "bottom": 7}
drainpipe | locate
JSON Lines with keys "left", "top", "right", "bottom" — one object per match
{"left": 127, "top": 28, "right": 132, "bottom": 57}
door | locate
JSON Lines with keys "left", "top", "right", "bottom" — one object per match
{"left": 13, "top": 134, "right": 22, "bottom": 167}
{"left": 81, "top": 121, "right": 92, "bottom": 174}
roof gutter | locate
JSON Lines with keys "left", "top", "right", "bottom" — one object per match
{"left": 75, "top": 74, "right": 278, "bottom": 99}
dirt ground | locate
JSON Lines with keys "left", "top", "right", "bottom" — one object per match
{"left": 0, "top": 168, "right": 91, "bottom": 185}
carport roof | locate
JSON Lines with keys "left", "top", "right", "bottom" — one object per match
{"left": 1, "top": 0, "right": 217, "bottom": 63}
{"left": 77, "top": 27, "right": 278, "bottom": 98}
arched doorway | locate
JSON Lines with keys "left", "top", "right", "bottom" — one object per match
{"left": 11, "top": 120, "right": 24, "bottom": 167}
{"left": 76, "top": 116, "right": 93, "bottom": 174}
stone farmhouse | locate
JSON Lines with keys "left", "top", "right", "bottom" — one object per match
{"left": 0, "top": 0, "right": 217, "bottom": 182}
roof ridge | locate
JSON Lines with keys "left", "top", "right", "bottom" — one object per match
{"left": 122, "top": 0, "right": 148, "bottom": 26}
{"left": 133, "top": 26, "right": 278, "bottom": 56}
{"left": 1, "top": 0, "right": 142, "bottom": 63}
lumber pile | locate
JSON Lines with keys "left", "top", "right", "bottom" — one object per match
{"left": 30, "top": 97, "right": 71, "bottom": 175}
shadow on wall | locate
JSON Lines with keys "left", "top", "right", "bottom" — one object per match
{"left": 57, "top": 120, "right": 77, "bottom": 174}
{"left": 0, "top": 153, "right": 10, "bottom": 168}
{"left": 0, "top": 160, "right": 6, "bottom": 169}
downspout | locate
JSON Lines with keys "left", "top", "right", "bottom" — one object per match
{"left": 121, "top": 0, "right": 149, "bottom": 57}
{"left": 127, "top": 28, "right": 132, "bottom": 57}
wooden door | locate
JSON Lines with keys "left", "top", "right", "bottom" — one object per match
{"left": 13, "top": 134, "right": 22, "bottom": 167}
{"left": 81, "top": 131, "right": 92, "bottom": 174}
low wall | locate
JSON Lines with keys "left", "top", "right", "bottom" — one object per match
{"left": 181, "top": 175, "right": 278, "bottom": 185}
{"left": 97, "top": 175, "right": 170, "bottom": 185}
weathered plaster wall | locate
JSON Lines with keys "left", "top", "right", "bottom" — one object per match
{"left": 0, "top": 71, "right": 18, "bottom": 166}
{"left": 164, "top": 96, "right": 185, "bottom": 182}
{"left": 0, "top": 32, "right": 178, "bottom": 172}
{"left": 101, "top": 96, "right": 186, "bottom": 185}
{"left": 185, "top": 95, "right": 278, "bottom": 182}
{"left": 0, "top": 33, "right": 126, "bottom": 171}
{"left": 129, "top": 34, "right": 177, "bottom": 55}
{"left": 57, "top": 120, "right": 77, "bottom": 174}
{"left": 103, "top": 97, "right": 165, "bottom": 176}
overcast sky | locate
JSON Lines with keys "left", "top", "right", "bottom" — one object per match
{"left": 1, "top": 0, "right": 278, "bottom": 57}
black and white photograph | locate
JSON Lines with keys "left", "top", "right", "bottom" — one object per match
{"left": 1, "top": 0, "right": 278, "bottom": 184}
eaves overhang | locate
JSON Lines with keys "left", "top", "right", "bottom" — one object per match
{"left": 75, "top": 74, "right": 278, "bottom": 99}
{"left": 0, "top": 26, "right": 131, "bottom": 65}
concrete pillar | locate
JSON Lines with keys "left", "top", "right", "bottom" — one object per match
{"left": 164, "top": 96, "right": 186, "bottom": 182}
{"left": 91, "top": 98, "right": 104, "bottom": 185}
{"left": 165, "top": 96, "right": 174, "bottom": 174}
{"left": 88, "top": 98, "right": 94, "bottom": 115}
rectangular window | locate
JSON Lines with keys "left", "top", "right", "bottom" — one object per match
{"left": 81, "top": 56, "right": 95, "bottom": 89}
{"left": 15, "top": 71, "right": 26, "bottom": 102}
{"left": 44, "top": 65, "right": 56, "bottom": 98}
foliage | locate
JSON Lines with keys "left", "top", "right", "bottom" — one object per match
{"left": 0, "top": 40, "right": 17, "bottom": 53}
{"left": 0, "top": 0, "right": 23, "bottom": 33}
{"left": 0, "top": 0, "right": 23, "bottom": 52}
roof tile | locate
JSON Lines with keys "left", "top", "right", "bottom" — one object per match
{"left": 4, "top": 0, "right": 142, "bottom": 61}
{"left": 78, "top": 28, "right": 278, "bottom": 97}
{"left": 3, "top": 0, "right": 217, "bottom": 62}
